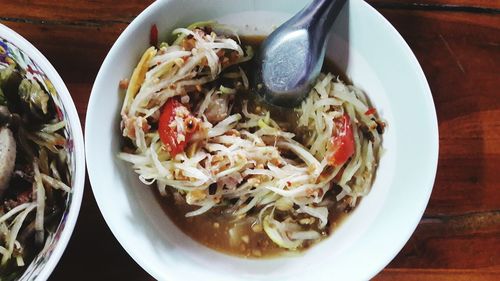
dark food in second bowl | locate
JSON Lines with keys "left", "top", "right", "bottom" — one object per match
{"left": 0, "top": 40, "right": 70, "bottom": 279}
{"left": 119, "top": 22, "right": 385, "bottom": 257}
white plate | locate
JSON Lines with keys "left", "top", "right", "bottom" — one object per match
{"left": 86, "top": 1, "right": 438, "bottom": 280}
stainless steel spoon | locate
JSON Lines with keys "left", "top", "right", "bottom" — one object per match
{"left": 253, "top": 0, "right": 347, "bottom": 107}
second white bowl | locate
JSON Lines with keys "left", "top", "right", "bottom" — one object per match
{"left": 86, "top": 1, "right": 438, "bottom": 280}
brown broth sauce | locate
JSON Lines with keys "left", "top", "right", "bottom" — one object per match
{"left": 155, "top": 189, "right": 350, "bottom": 258}
{"left": 154, "top": 36, "right": 354, "bottom": 258}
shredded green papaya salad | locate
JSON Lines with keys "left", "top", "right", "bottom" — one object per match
{"left": 119, "top": 22, "right": 385, "bottom": 254}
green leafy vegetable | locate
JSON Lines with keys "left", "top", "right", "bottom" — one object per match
{"left": 18, "top": 78, "right": 49, "bottom": 114}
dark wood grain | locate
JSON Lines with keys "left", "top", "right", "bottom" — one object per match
{"left": 379, "top": 10, "right": 500, "bottom": 217}
{"left": 0, "top": 0, "right": 153, "bottom": 23}
{"left": 374, "top": 269, "right": 500, "bottom": 281}
{"left": 373, "top": 6, "right": 500, "bottom": 278}
{"left": 1, "top": 1, "right": 499, "bottom": 280}
{"left": 370, "top": 0, "right": 500, "bottom": 11}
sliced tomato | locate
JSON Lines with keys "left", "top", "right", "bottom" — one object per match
{"left": 328, "top": 114, "right": 355, "bottom": 166}
{"left": 158, "top": 98, "right": 197, "bottom": 156}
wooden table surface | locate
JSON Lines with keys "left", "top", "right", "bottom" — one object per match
{"left": 2, "top": 0, "right": 499, "bottom": 280}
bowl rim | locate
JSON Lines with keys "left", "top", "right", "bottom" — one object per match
{"left": 86, "top": 0, "right": 438, "bottom": 280}
{"left": 359, "top": 2, "right": 439, "bottom": 279}
{"left": 0, "top": 23, "right": 86, "bottom": 281}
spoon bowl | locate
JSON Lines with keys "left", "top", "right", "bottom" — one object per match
{"left": 254, "top": 0, "right": 347, "bottom": 107}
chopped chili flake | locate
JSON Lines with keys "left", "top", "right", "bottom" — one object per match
{"left": 150, "top": 24, "right": 158, "bottom": 47}
{"left": 365, "top": 108, "right": 376, "bottom": 116}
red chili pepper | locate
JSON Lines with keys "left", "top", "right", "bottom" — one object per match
{"left": 158, "top": 98, "right": 197, "bottom": 156}
{"left": 328, "top": 114, "right": 355, "bottom": 166}
{"left": 150, "top": 24, "right": 158, "bottom": 47}
{"left": 365, "top": 108, "right": 376, "bottom": 116}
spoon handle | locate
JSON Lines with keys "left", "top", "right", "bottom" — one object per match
{"left": 293, "top": 0, "right": 347, "bottom": 42}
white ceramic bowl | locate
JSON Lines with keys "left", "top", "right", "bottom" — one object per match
{"left": 0, "top": 24, "right": 85, "bottom": 280}
{"left": 86, "top": 0, "right": 438, "bottom": 280}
